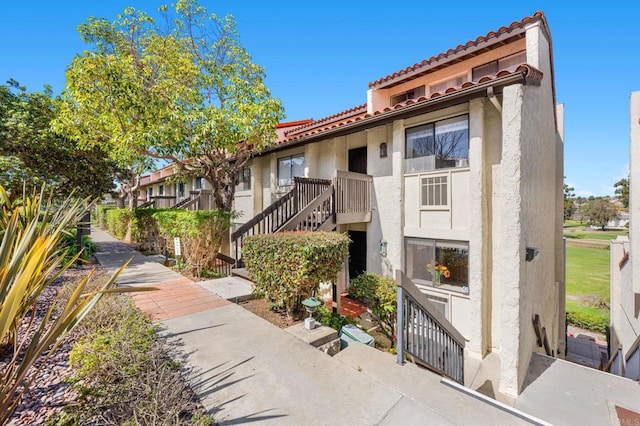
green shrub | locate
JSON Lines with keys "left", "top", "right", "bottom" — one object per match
{"left": 93, "top": 205, "right": 115, "bottom": 229}
{"left": 242, "top": 231, "right": 349, "bottom": 319}
{"left": 105, "top": 208, "right": 132, "bottom": 240}
{"left": 315, "top": 305, "right": 354, "bottom": 331}
{"left": 62, "top": 293, "right": 213, "bottom": 425}
{"left": 153, "top": 210, "right": 233, "bottom": 278}
{"left": 131, "top": 208, "right": 166, "bottom": 251}
{"left": 566, "top": 311, "right": 608, "bottom": 334}
{"left": 59, "top": 228, "right": 97, "bottom": 264}
{"left": 348, "top": 272, "right": 397, "bottom": 347}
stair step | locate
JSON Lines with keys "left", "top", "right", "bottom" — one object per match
{"left": 231, "top": 268, "right": 251, "bottom": 281}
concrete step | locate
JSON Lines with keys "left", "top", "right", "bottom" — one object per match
{"left": 197, "top": 276, "right": 254, "bottom": 302}
{"left": 231, "top": 267, "right": 251, "bottom": 281}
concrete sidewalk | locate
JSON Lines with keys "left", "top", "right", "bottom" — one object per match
{"left": 90, "top": 227, "right": 536, "bottom": 425}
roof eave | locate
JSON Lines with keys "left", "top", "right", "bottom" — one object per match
{"left": 261, "top": 72, "right": 535, "bottom": 155}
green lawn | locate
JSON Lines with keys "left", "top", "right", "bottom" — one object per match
{"left": 565, "top": 246, "right": 610, "bottom": 297}
{"left": 564, "top": 231, "right": 627, "bottom": 241}
{"left": 565, "top": 246, "right": 610, "bottom": 324}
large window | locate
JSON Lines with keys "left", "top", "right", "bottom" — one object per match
{"left": 405, "top": 238, "right": 469, "bottom": 294}
{"left": 405, "top": 115, "right": 469, "bottom": 173}
{"left": 278, "top": 154, "right": 305, "bottom": 189}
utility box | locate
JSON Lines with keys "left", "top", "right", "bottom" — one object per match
{"left": 340, "top": 324, "right": 374, "bottom": 349}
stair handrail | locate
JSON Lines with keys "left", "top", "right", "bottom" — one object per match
{"left": 279, "top": 185, "right": 335, "bottom": 231}
{"left": 173, "top": 190, "right": 200, "bottom": 209}
{"left": 396, "top": 270, "right": 465, "bottom": 384}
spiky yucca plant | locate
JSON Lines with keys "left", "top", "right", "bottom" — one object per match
{"left": 0, "top": 185, "right": 148, "bottom": 423}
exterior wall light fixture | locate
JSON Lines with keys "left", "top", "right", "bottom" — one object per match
{"left": 380, "top": 239, "right": 388, "bottom": 257}
{"left": 380, "top": 142, "right": 388, "bottom": 158}
{"left": 526, "top": 247, "right": 539, "bottom": 262}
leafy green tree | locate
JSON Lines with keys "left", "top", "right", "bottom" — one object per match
{"left": 563, "top": 179, "right": 576, "bottom": 221}
{"left": 0, "top": 81, "right": 117, "bottom": 201}
{"left": 583, "top": 198, "right": 619, "bottom": 231}
{"left": 55, "top": 1, "right": 284, "bottom": 212}
{"left": 614, "top": 177, "right": 629, "bottom": 209}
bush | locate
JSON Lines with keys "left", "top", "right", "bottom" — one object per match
{"left": 242, "top": 231, "right": 349, "bottom": 319}
{"left": 566, "top": 311, "right": 608, "bottom": 334}
{"left": 60, "top": 292, "right": 212, "bottom": 425}
{"left": 59, "top": 228, "right": 97, "bottom": 264}
{"left": 131, "top": 208, "right": 165, "bottom": 252}
{"left": 153, "top": 210, "right": 233, "bottom": 278}
{"left": 93, "top": 205, "right": 115, "bottom": 229}
{"left": 315, "top": 305, "right": 354, "bottom": 331}
{"left": 105, "top": 208, "right": 133, "bottom": 240}
{"left": 348, "top": 273, "right": 397, "bottom": 347}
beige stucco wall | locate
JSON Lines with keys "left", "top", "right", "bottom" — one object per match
{"left": 496, "top": 21, "right": 562, "bottom": 397}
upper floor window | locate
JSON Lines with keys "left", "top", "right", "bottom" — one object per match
{"left": 405, "top": 115, "right": 469, "bottom": 173}
{"left": 178, "top": 182, "right": 185, "bottom": 198}
{"left": 147, "top": 187, "right": 153, "bottom": 198}
{"left": 159, "top": 185, "right": 164, "bottom": 196}
{"left": 278, "top": 154, "right": 305, "bottom": 189}
{"left": 391, "top": 85, "right": 426, "bottom": 106}
{"left": 472, "top": 51, "right": 526, "bottom": 81}
{"left": 236, "top": 166, "right": 251, "bottom": 191}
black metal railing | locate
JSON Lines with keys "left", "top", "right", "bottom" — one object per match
{"left": 396, "top": 270, "right": 465, "bottom": 384}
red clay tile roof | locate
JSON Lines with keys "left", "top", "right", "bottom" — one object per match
{"left": 276, "top": 119, "right": 314, "bottom": 129}
{"left": 368, "top": 11, "right": 546, "bottom": 89}
{"left": 284, "top": 104, "right": 368, "bottom": 137}
{"left": 278, "top": 64, "right": 542, "bottom": 144}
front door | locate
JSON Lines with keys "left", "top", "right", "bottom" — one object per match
{"left": 348, "top": 230, "right": 367, "bottom": 282}
{"left": 348, "top": 147, "right": 367, "bottom": 174}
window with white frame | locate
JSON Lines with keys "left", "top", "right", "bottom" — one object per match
{"left": 421, "top": 175, "right": 448, "bottom": 207}
{"left": 159, "top": 185, "right": 164, "bottom": 196}
{"left": 147, "top": 187, "right": 153, "bottom": 198}
{"left": 405, "top": 115, "right": 469, "bottom": 173}
{"left": 278, "top": 153, "right": 305, "bottom": 189}
{"left": 178, "top": 182, "right": 185, "bottom": 198}
{"left": 194, "top": 177, "right": 203, "bottom": 190}
{"left": 405, "top": 238, "right": 469, "bottom": 294}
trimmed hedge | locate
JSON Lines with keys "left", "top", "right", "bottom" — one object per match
{"left": 242, "top": 231, "right": 349, "bottom": 319}
{"left": 566, "top": 311, "right": 608, "bottom": 334}
{"left": 153, "top": 210, "right": 233, "bottom": 278}
{"left": 93, "top": 205, "right": 116, "bottom": 229}
{"left": 105, "top": 209, "right": 133, "bottom": 240}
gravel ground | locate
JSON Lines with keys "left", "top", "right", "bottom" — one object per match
{"left": 2, "top": 266, "right": 90, "bottom": 426}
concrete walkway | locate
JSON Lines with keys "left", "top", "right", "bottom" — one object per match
{"left": 90, "top": 228, "right": 539, "bottom": 425}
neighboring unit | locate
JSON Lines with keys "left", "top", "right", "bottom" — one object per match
{"left": 609, "top": 91, "right": 640, "bottom": 379}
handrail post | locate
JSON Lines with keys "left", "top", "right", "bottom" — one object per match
{"left": 396, "top": 270, "right": 405, "bottom": 366}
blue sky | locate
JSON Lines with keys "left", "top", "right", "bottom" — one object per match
{"left": 1, "top": 1, "right": 638, "bottom": 197}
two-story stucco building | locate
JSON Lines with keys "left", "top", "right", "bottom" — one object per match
{"left": 139, "top": 11, "right": 564, "bottom": 397}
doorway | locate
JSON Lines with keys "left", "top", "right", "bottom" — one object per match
{"left": 348, "top": 230, "right": 367, "bottom": 282}
{"left": 348, "top": 147, "right": 367, "bottom": 174}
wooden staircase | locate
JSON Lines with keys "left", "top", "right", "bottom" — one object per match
{"left": 229, "top": 172, "right": 372, "bottom": 269}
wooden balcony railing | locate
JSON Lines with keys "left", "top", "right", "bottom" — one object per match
{"left": 335, "top": 171, "right": 372, "bottom": 224}
{"left": 396, "top": 270, "right": 465, "bottom": 384}
{"left": 149, "top": 196, "right": 176, "bottom": 209}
